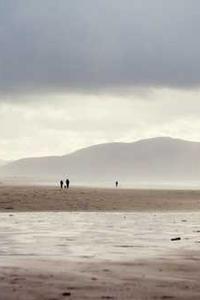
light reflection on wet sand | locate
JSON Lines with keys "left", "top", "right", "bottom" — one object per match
{"left": 0, "top": 212, "right": 200, "bottom": 261}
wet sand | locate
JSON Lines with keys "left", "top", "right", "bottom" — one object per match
{"left": 1, "top": 253, "right": 200, "bottom": 300}
{"left": 1, "top": 186, "right": 200, "bottom": 299}
{"left": 1, "top": 185, "right": 200, "bottom": 211}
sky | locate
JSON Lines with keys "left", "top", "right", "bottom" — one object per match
{"left": 1, "top": 0, "right": 200, "bottom": 160}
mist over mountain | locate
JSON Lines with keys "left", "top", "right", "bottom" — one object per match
{"left": 1, "top": 137, "right": 200, "bottom": 186}
{"left": 0, "top": 160, "right": 8, "bottom": 167}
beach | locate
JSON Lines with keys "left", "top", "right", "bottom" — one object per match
{"left": 1, "top": 186, "right": 200, "bottom": 299}
{"left": 1, "top": 253, "right": 200, "bottom": 300}
{"left": 1, "top": 185, "right": 200, "bottom": 212}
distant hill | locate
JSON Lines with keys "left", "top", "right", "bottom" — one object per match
{"left": 1, "top": 137, "right": 200, "bottom": 185}
{"left": 0, "top": 160, "right": 8, "bottom": 167}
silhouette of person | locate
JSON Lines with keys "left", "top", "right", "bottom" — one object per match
{"left": 115, "top": 181, "right": 119, "bottom": 188}
{"left": 60, "top": 180, "right": 63, "bottom": 189}
{"left": 66, "top": 178, "right": 70, "bottom": 189}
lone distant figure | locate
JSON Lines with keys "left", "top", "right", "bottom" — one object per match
{"left": 60, "top": 180, "right": 64, "bottom": 189}
{"left": 66, "top": 178, "right": 70, "bottom": 189}
{"left": 115, "top": 181, "right": 119, "bottom": 188}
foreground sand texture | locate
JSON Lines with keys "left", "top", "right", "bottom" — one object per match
{"left": 1, "top": 185, "right": 200, "bottom": 211}
{"left": 1, "top": 253, "right": 200, "bottom": 300}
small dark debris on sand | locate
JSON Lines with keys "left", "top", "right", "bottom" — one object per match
{"left": 62, "top": 292, "right": 71, "bottom": 297}
{"left": 171, "top": 237, "right": 181, "bottom": 241}
{"left": 91, "top": 277, "right": 98, "bottom": 281}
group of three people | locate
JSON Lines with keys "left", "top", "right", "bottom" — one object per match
{"left": 60, "top": 179, "right": 119, "bottom": 189}
{"left": 60, "top": 178, "right": 70, "bottom": 189}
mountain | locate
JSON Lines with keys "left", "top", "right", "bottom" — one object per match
{"left": 0, "top": 160, "right": 8, "bottom": 167}
{"left": 1, "top": 137, "right": 200, "bottom": 185}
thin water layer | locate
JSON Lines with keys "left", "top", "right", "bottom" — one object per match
{"left": 0, "top": 212, "right": 200, "bottom": 261}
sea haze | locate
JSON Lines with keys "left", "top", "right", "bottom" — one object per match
{"left": 1, "top": 137, "right": 200, "bottom": 188}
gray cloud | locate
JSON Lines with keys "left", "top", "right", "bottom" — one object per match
{"left": 0, "top": 0, "right": 200, "bottom": 94}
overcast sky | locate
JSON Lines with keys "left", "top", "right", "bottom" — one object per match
{"left": 1, "top": 0, "right": 200, "bottom": 160}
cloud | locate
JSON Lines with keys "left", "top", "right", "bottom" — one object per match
{"left": 0, "top": 0, "right": 200, "bottom": 95}
{"left": 1, "top": 90, "right": 200, "bottom": 159}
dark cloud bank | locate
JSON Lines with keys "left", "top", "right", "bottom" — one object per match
{"left": 0, "top": 0, "right": 200, "bottom": 94}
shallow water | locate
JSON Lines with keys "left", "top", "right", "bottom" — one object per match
{"left": 0, "top": 212, "right": 200, "bottom": 261}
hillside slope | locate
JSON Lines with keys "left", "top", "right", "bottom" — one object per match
{"left": 1, "top": 137, "right": 200, "bottom": 184}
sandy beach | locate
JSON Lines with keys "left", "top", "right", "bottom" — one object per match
{"left": 1, "top": 186, "right": 200, "bottom": 299}
{"left": 1, "top": 252, "right": 200, "bottom": 300}
{"left": 1, "top": 185, "right": 200, "bottom": 212}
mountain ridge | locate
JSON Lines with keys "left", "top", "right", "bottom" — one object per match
{"left": 1, "top": 137, "right": 200, "bottom": 185}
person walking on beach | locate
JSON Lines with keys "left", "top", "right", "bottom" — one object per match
{"left": 60, "top": 180, "right": 64, "bottom": 189}
{"left": 115, "top": 181, "right": 119, "bottom": 188}
{"left": 66, "top": 178, "right": 70, "bottom": 189}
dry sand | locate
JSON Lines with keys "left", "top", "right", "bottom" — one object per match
{"left": 1, "top": 185, "right": 200, "bottom": 299}
{"left": 1, "top": 185, "right": 200, "bottom": 212}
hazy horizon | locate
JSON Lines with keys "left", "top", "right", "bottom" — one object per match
{"left": 1, "top": 137, "right": 200, "bottom": 188}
